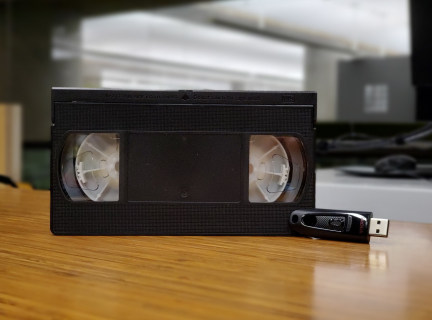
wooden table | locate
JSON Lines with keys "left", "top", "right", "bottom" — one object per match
{"left": 1, "top": 188, "right": 432, "bottom": 320}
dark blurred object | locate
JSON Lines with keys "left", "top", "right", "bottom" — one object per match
{"left": 375, "top": 154, "right": 417, "bottom": 174}
{"left": 22, "top": 144, "right": 50, "bottom": 190}
{"left": 410, "top": 0, "right": 432, "bottom": 120}
{"left": 410, "top": 0, "right": 432, "bottom": 86}
{"left": 0, "top": 174, "right": 17, "bottom": 188}
{"left": 316, "top": 123, "right": 432, "bottom": 142}
{"left": 316, "top": 122, "right": 432, "bottom": 153}
{"left": 315, "top": 123, "right": 432, "bottom": 170}
{"left": 337, "top": 153, "right": 432, "bottom": 179}
{"left": 337, "top": 57, "right": 415, "bottom": 123}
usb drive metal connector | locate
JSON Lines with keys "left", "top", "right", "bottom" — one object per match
{"left": 369, "top": 218, "right": 390, "bottom": 237}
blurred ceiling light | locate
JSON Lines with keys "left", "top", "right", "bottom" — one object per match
{"left": 81, "top": 12, "right": 305, "bottom": 82}
{"left": 195, "top": 0, "right": 410, "bottom": 56}
{"left": 100, "top": 69, "right": 231, "bottom": 90}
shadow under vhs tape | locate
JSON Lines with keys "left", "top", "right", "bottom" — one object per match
{"left": 51, "top": 89, "right": 316, "bottom": 235}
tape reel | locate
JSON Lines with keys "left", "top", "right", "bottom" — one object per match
{"left": 75, "top": 133, "right": 120, "bottom": 201}
{"left": 249, "top": 135, "right": 305, "bottom": 203}
{"left": 249, "top": 135, "right": 289, "bottom": 202}
{"left": 60, "top": 133, "right": 120, "bottom": 202}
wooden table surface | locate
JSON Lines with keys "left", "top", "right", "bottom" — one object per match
{"left": 1, "top": 188, "right": 432, "bottom": 320}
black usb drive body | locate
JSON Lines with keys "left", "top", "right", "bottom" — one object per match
{"left": 289, "top": 209, "right": 390, "bottom": 243}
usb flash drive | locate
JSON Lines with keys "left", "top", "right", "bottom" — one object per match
{"left": 289, "top": 208, "right": 390, "bottom": 243}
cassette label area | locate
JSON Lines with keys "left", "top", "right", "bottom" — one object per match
{"left": 128, "top": 133, "right": 242, "bottom": 203}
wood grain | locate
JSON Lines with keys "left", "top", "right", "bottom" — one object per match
{"left": 1, "top": 188, "right": 432, "bottom": 320}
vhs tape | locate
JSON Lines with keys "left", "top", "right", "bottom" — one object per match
{"left": 51, "top": 89, "right": 316, "bottom": 235}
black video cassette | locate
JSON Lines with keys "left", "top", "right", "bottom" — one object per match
{"left": 51, "top": 88, "right": 316, "bottom": 235}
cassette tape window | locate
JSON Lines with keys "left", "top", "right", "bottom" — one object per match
{"left": 249, "top": 135, "right": 307, "bottom": 203}
{"left": 60, "top": 133, "right": 120, "bottom": 201}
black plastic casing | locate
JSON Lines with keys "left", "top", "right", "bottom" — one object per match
{"left": 51, "top": 88, "right": 317, "bottom": 235}
{"left": 289, "top": 209, "right": 372, "bottom": 243}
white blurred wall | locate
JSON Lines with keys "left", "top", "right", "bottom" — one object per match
{"left": 304, "top": 46, "right": 352, "bottom": 121}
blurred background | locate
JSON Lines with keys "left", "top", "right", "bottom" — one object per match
{"left": 0, "top": 0, "right": 431, "bottom": 221}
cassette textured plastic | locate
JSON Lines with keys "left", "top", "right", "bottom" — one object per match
{"left": 51, "top": 88, "right": 316, "bottom": 235}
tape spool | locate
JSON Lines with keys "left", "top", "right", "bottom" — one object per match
{"left": 75, "top": 133, "right": 120, "bottom": 201}
{"left": 249, "top": 135, "right": 290, "bottom": 203}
